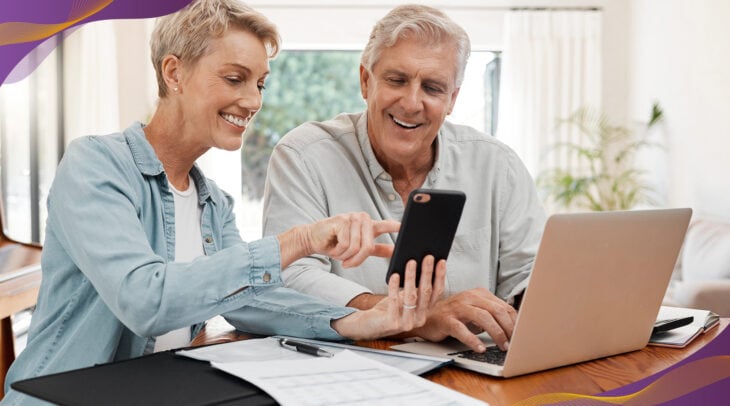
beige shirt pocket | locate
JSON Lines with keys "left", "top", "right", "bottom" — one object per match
{"left": 447, "top": 226, "right": 494, "bottom": 294}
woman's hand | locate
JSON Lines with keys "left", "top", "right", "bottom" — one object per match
{"left": 332, "top": 255, "right": 446, "bottom": 340}
{"left": 278, "top": 212, "right": 400, "bottom": 269}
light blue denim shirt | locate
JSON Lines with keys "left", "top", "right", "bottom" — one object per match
{"left": 2, "top": 122, "right": 354, "bottom": 405}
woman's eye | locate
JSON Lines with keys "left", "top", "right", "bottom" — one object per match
{"left": 225, "top": 76, "right": 242, "bottom": 84}
{"left": 257, "top": 83, "right": 267, "bottom": 92}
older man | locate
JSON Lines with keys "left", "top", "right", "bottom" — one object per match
{"left": 263, "top": 4, "right": 546, "bottom": 352}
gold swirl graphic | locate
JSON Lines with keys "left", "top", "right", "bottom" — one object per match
{"left": 514, "top": 356, "right": 730, "bottom": 405}
{"left": 0, "top": 0, "right": 113, "bottom": 46}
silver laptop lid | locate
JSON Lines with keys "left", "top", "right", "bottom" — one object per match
{"left": 503, "top": 208, "right": 692, "bottom": 377}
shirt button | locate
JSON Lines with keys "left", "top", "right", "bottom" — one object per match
{"left": 263, "top": 272, "right": 271, "bottom": 283}
{"left": 204, "top": 236, "right": 213, "bottom": 244}
{"left": 388, "top": 194, "right": 396, "bottom": 201}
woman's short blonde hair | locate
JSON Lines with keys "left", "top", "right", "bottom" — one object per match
{"left": 150, "top": 0, "right": 281, "bottom": 98}
{"left": 360, "top": 4, "right": 471, "bottom": 87}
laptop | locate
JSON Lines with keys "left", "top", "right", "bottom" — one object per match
{"left": 392, "top": 208, "right": 692, "bottom": 377}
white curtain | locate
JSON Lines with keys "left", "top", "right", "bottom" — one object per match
{"left": 62, "top": 21, "right": 120, "bottom": 142}
{"left": 497, "top": 10, "right": 602, "bottom": 178}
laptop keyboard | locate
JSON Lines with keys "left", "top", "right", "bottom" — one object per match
{"left": 448, "top": 346, "right": 507, "bottom": 366}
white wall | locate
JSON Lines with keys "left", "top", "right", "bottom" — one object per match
{"left": 627, "top": 0, "right": 730, "bottom": 219}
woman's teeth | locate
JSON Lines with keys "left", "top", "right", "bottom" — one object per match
{"left": 221, "top": 113, "right": 249, "bottom": 127}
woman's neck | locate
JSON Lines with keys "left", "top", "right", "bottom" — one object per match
{"left": 144, "top": 108, "right": 206, "bottom": 191}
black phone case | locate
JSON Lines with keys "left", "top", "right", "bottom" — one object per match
{"left": 385, "top": 189, "right": 466, "bottom": 287}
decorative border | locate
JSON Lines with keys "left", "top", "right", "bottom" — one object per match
{"left": 1, "top": 1, "right": 728, "bottom": 404}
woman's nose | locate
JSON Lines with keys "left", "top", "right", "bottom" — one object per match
{"left": 238, "top": 83, "right": 263, "bottom": 111}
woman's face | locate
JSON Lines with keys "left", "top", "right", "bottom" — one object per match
{"left": 177, "top": 27, "right": 269, "bottom": 151}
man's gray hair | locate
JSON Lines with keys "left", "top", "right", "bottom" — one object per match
{"left": 361, "top": 4, "right": 471, "bottom": 87}
{"left": 150, "top": 0, "right": 281, "bottom": 98}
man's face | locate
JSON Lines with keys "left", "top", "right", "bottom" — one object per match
{"left": 360, "top": 36, "right": 460, "bottom": 169}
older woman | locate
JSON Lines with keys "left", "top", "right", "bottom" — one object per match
{"left": 1, "top": 0, "right": 445, "bottom": 403}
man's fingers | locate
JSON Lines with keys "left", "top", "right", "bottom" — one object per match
{"left": 492, "top": 305, "right": 517, "bottom": 339}
{"left": 447, "top": 321, "right": 487, "bottom": 353}
{"left": 464, "top": 309, "right": 510, "bottom": 351}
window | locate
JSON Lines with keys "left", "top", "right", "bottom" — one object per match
{"left": 0, "top": 36, "right": 500, "bottom": 244}
{"left": 236, "top": 49, "right": 500, "bottom": 239}
{"left": 0, "top": 38, "right": 63, "bottom": 244}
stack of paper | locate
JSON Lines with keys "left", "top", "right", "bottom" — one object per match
{"left": 178, "top": 337, "right": 483, "bottom": 405}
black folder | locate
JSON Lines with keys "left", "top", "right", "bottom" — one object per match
{"left": 11, "top": 351, "right": 277, "bottom": 405}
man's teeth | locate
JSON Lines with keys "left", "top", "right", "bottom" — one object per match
{"left": 221, "top": 113, "right": 249, "bottom": 127}
{"left": 392, "top": 116, "right": 418, "bottom": 129}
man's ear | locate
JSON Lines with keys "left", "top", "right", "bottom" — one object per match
{"left": 447, "top": 87, "right": 461, "bottom": 115}
{"left": 359, "top": 65, "right": 370, "bottom": 100}
{"left": 161, "top": 54, "right": 182, "bottom": 93}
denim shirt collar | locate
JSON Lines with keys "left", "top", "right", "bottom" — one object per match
{"left": 124, "top": 122, "right": 216, "bottom": 206}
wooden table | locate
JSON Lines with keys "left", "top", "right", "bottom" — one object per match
{"left": 0, "top": 242, "right": 42, "bottom": 398}
{"left": 192, "top": 316, "right": 728, "bottom": 406}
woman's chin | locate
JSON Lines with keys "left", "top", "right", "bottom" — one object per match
{"left": 214, "top": 136, "right": 244, "bottom": 152}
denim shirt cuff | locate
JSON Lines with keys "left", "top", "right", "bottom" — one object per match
{"left": 247, "top": 236, "right": 282, "bottom": 286}
{"left": 317, "top": 306, "right": 358, "bottom": 340}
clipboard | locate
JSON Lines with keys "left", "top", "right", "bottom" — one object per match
{"left": 11, "top": 351, "right": 276, "bottom": 405}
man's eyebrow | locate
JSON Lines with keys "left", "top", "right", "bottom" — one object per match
{"left": 424, "top": 78, "right": 449, "bottom": 88}
{"left": 382, "top": 68, "right": 406, "bottom": 77}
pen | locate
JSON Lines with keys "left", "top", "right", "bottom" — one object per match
{"left": 278, "top": 338, "right": 334, "bottom": 358}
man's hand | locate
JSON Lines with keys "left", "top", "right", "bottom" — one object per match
{"left": 412, "top": 288, "right": 517, "bottom": 352}
{"left": 332, "top": 256, "right": 446, "bottom": 340}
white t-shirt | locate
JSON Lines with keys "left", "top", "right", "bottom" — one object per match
{"left": 154, "top": 176, "right": 204, "bottom": 352}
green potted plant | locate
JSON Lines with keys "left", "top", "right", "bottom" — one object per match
{"left": 537, "top": 102, "right": 664, "bottom": 211}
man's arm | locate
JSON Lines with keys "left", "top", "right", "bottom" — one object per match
{"left": 494, "top": 148, "right": 547, "bottom": 302}
{"left": 263, "top": 141, "right": 375, "bottom": 306}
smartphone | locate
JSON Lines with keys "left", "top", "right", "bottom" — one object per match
{"left": 385, "top": 189, "right": 466, "bottom": 287}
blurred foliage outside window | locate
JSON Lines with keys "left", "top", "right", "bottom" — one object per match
{"left": 242, "top": 51, "right": 365, "bottom": 200}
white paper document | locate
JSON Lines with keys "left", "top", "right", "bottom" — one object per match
{"left": 211, "top": 350, "right": 486, "bottom": 406}
{"left": 177, "top": 336, "right": 450, "bottom": 375}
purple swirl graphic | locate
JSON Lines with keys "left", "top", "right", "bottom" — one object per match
{"left": 0, "top": 0, "right": 194, "bottom": 85}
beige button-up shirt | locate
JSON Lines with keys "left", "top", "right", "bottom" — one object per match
{"left": 263, "top": 112, "right": 546, "bottom": 306}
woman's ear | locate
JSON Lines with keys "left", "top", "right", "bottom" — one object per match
{"left": 161, "top": 54, "right": 182, "bottom": 94}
